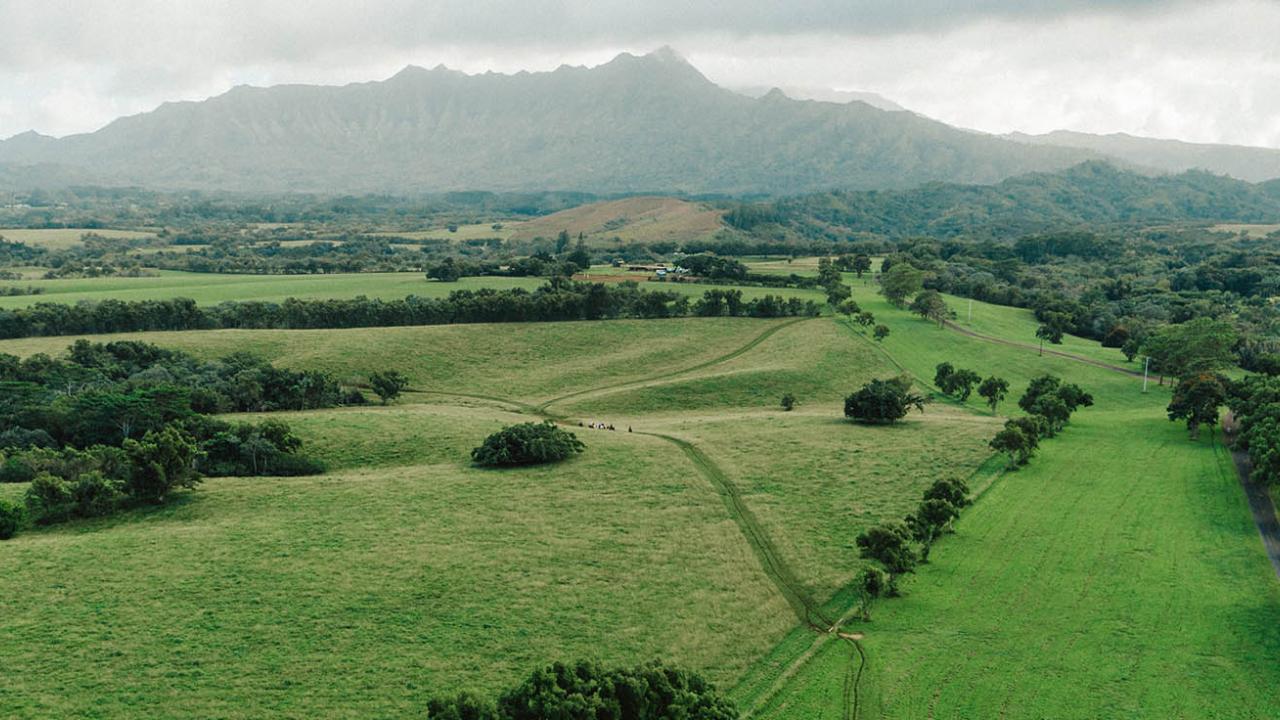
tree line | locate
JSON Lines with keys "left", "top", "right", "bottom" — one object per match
{"left": 0, "top": 339, "right": 374, "bottom": 540}
{"left": 0, "top": 281, "right": 820, "bottom": 340}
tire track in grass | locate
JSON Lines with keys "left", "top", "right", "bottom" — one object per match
{"left": 536, "top": 317, "right": 813, "bottom": 416}
{"left": 638, "top": 430, "right": 866, "bottom": 720}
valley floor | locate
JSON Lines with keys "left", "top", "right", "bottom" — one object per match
{"left": 1, "top": 277, "right": 1277, "bottom": 718}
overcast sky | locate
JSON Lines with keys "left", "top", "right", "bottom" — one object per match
{"left": 2, "top": 0, "right": 1277, "bottom": 147}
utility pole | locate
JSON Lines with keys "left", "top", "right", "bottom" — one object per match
{"left": 1142, "top": 356, "right": 1150, "bottom": 393}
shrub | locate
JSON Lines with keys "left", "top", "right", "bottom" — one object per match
{"left": 844, "top": 376, "right": 927, "bottom": 425}
{"left": 24, "top": 473, "right": 74, "bottom": 525}
{"left": 123, "top": 424, "right": 202, "bottom": 503}
{"left": 0, "top": 456, "right": 36, "bottom": 484}
{"left": 0, "top": 498, "right": 23, "bottom": 539}
{"left": 472, "top": 422, "right": 585, "bottom": 467}
{"left": 70, "top": 472, "right": 124, "bottom": 518}
{"left": 780, "top": 393, "right": 797, "bottom": 411}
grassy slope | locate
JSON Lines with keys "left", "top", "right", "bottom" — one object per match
{"left": 509, "top": 197, "right": 724, "bottom": 247}
{"left": 0, "top": 404, "right": 794, "bottom": 719}
{"left": 0, "top": 227, "right": 156, "bottom": 249}
{"left": 752, "top": 279, "right": 1280, "bottom": 719}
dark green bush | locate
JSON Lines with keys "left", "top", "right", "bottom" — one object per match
{"left": 24, "top": 473, "right": 74, "bottom": 525}
{"left": 70, "top": 472, "right": 124, "bottom": 518}
{"left": 471, "top": 422, "right": 585, "bottom": 467}
{"left": 0, "top": 456, "right": 36, "bottom": 484}
{"left": 0, "top": 498, "right": 23, "bottom": 539}
{"left": 844, "top": 376, "right": 927, "bottom": 425}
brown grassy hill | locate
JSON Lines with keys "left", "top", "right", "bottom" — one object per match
{"left": 509, "top": 196, "right": 725, "bottom": 246}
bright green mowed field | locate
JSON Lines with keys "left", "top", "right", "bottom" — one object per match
{"left": 753, "top": 282, "right": 1280, "bottom": 718}
{"left": 0, "top": 404, "right": 795, "bottom": 719}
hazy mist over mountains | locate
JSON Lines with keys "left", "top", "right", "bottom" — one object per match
{"left": 3, "top": 47, "right": 1280, "bottom": 195}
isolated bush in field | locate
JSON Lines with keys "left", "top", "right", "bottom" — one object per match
{"left": 780, "top": 393, "right": 797, "bottom": 411}
{"left": 873, "top": 324, "right": 890, "bottom": 342}
{"left": 844, "top": 376, "right": 926, "bottom": 425}
{"left": 0, "top": 498, "right": 23, "bottom": 539}
{"left": 369, "top": 370, "right": 410, "bottom": 404}
{"left": 24, "top": 473, "right": 74, "bottom": 525}
{"left": 472, "top": 422, "right": 585, "bottom": 467}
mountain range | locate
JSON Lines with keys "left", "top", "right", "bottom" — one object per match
{"left": 2, "top": 47, "right": 1279, "bottom": 195}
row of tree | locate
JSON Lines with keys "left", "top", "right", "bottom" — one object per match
{"left": 934, "top": 363, "right": 1009, "bottom": 410}
{"left": 0, "top": 281, "right": 819, "bottom": 340}
{"left": 988, "top": 375, "right": 1094, "bottom": 468}
{"left": 854, "top": 476, "right": 973, "bottom": 618}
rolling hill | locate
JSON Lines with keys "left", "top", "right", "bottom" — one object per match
{"left": 508, "top": 196, "right": 724, "bottom": 246}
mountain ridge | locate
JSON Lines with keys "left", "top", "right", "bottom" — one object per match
{"left": 1, "top": 49, "right": 1261, "bottom": 195}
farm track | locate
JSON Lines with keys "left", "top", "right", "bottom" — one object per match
{"left": 421, "top": 316, "right": 862, "bottom": 718}
{"left": 536, "top": 316, "right": 812, "bottom": 414}
{"left": 942, "top": 320, "right": 1143, "bottom": 378}
{"left": 1222, "top": 415, "right": 1280, "bottom": 579}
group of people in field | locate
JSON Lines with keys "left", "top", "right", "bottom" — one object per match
{"left": 580, "top": 421, "right": 631, "bottom": 432}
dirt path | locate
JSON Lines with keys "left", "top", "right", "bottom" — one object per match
{"left": 1222, "top": 415, "right": 1280, "bottom": 579}
{"left": 537, "top": 317, "right": 811, "bottom": 415}
{"left": 942, "top": 320, "right": 1143, "bottom": 378}
{"left": 416, "top": 317, "right": 862, "bottom": 718}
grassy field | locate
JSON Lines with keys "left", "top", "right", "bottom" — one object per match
{"left": 0, "top": 227, "right": 157, "bottom": 249}
{"left": 369, "top": 223, "right": 515, "bottom": 242}
{"left": 747, "top": 278, "right": 1280, "bottom": 718}
{"left": 0, "top": 268, "right": 1276, "bottom": 719}
{"left": 0, "top": 268, "right": 828, "bottom": 310}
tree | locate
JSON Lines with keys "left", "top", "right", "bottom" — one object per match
{"left": 472, "top": 422, "right": 585, "bottom": 467}
{"left": 427, "top": 257, "right": 463, "bottom": 282}
{"left": 369, "top": 370, "right": 410, "bottom": 405}
{"left": 873, "top": 324, "right": 891, "bottom": 342}
{"left": 780, "top": 393, "right": 797, "bottom": 412}
{"left": 856, "top": 521, "right": 918, "bottom": 580}
{"left": 836, "top": 299, "right": 861, "bottom": 319}
{"left": 566, "top": 239, "right": 592, "bottom": 272}
{"left": 0, "top": 498, "right": 21, "bottom": 540}
{"left": 852, "top": 254, "right": 873, "bottom": 279}
{"left": 946, "top": 369, "right": 981, "bottom": 400}
{"left": 554, "top": 230, "right": 571, "bottom": 254}
{"left": 856, "top": 566, "right": 889, "bottom": 621}
{"left": 907, "top": 498, "right": 961, "bottom": 560}
{"left": 934, "top": 362, "right": 955, "bottom": 390}
{"left": 910, "top": 290, "right": 953, "bottom": 327}
{"left": 825, "top": 282, "right": 852, "bottom": 306}
{"left": 978, "top": 376, "right": 1009, "bottom": 411}
{"left": 122, "top": 424, "right": 202, "bottom": 503}
{"left": 1019, "top": 375, "right": 1093, "bottom": 432}
{"left": 844, "top": 377, "right": 926, "bottom": 425}
{"left": 1035, "top": 311, "right": 1069, "bottom": 356}
{"left": 489, "top": 660, "right": 739, "bottom": 720}
{"left": 1142, "top": 317, "right": 1238, "bottom": 383}
{"left": 857, "top": 311, "right": 876, "bottom": 329}
{"left": 1168, "top": 373, "right": 1227, "bottom": 440}
{"left": 990, "top": 425, "right": 1035, "bottom": 468}
{"left": 879, "top": 263, "right": 925, "bottom": 308}
{"left": 923, "top": 477, "right": 971, "bottom": 509}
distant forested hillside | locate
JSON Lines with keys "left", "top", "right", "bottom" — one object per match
{"left": 724, "top": 162, "right": 1280, "bottom": 241}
